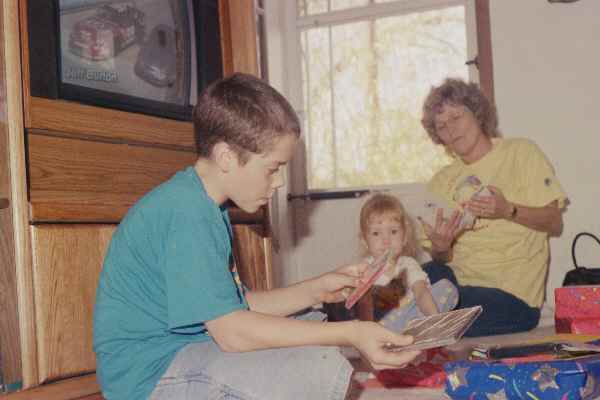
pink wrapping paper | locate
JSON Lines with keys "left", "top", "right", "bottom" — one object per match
{"left": 555, "top": 286, "right": 600, "bottom": 334}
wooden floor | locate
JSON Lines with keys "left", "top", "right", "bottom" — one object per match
{"left": 2, "top": 374, "right": 103, "bottom": 400}
{"left": 2, "top": 388, "right": 103, "bottom": 400}
{"left": 2, "top": 391, "right": 103, "bottom": 400}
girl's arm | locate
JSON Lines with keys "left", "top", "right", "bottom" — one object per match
{"left": 205, "top": 309, "right": 419, "bottom": 370}
{"left": 411, "top": 280, "right": 439, "bottom": 316}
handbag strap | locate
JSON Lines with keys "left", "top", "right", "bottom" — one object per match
{"left": 572, "top": 232, "right": 600, "bottom": 268}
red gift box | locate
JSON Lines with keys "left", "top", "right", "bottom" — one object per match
{"left": 555, "top": 286, "right": 600, "bottom": 334}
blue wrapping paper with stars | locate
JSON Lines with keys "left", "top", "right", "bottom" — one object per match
{"left": 444, "top": 355, "right": 600, "bottom": 399}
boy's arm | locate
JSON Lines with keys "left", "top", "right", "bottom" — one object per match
{"left": 245, "top": 281, "right": 322, "bottom": 316}
{"left": 205, "top": 309, "right": 419, "bottom": 370}
{"left": 207, "top": 309, "right": 352, "bottom": 351}
{"left": 245, "top": 263, "right": 366, "bottom": 316}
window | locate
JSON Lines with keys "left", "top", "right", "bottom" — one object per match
{"left": 289, "top": 0, "right": 490, "bottom": 190}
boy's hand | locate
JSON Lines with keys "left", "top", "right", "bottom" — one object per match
{"left": 313, "top": 263, "right": 369, "bottom": 304}
{"left": 349, "top": 321, "right": 421, "bottom": 370}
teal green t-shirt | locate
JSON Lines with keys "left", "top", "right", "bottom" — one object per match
{"left": 93, "top": 167, "right": 248, "bottom": 400}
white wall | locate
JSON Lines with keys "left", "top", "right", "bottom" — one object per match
{"left": 489, "top": 0, "right": 600, "bottom": 307}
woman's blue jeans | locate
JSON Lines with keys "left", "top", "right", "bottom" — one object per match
{"left": 422, "top": 261, "right": 540, "bottom": 337}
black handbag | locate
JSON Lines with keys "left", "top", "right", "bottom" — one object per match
{"left": 562, "top": 232, "right": 600, "bottom": 286}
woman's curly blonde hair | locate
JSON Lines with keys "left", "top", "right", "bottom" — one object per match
{"left": 421, "top": 78, "right": 499, "bottom": 145}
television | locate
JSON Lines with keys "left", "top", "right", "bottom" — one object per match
{"left": 28, "top": 0, "right": 222, "bottom": 121}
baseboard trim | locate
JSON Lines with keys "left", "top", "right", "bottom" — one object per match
{"left": 1, "top": 374, "right": 100, "bottom": 400}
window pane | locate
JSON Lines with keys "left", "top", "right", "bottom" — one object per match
{"left": 301, "top": 5, "right": 467, "bottom": 189}
{"left": 331, "top": 0, "right": 370, "bottom": 11}
{"left": 297, "top": 0, "right": 370, "bottom": 17}
{"left": 302, "top": 28, "right": 335, "bottom": 187}
{"left": 297, "top": 0, "right": 328, "bottom": 17}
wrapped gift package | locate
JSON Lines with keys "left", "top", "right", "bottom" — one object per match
{"left": 376, "top": 348, "right": 450, "bottom": 388}
{"left": 444, "top": 355, "right": 600, "bottom": 400}
{"left": 355, "top": 348, "right": 451, "bottom": 389}
{"left": 556, "top": 318, "right": 600, "bottom": 335}
{"left": 555, "top": 286, "right": 600, "bottom": 334}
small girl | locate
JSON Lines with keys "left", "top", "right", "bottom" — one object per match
{"left": 359, "top": 193, "right": 458, "bottom": 332}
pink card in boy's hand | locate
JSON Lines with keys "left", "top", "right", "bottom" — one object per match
{"left": 345, "top": 250, "right": 393, "bottom": 309}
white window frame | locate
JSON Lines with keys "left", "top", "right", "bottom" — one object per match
{"left": 265, "top": 0, "right": 492, "bottom": 198}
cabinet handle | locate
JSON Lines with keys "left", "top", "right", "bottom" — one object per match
{"left": 0, "top": 198, "right": 9, "bottom": 209}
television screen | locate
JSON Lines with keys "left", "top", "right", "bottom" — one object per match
{"left": 28, "top": 0, "right": 222, "bottom": 120}
{"left": 59, "top": 0, "right": 197, "bottom": 110}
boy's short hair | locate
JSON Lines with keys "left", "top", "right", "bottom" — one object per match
{"left": 359, "top": 193, "right": 419, "bottom": 258}
{"left": 193, "top": 73, "right": 301, "bottom": 164}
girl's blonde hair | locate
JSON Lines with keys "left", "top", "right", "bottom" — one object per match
{"left": 359, "top": 193, "right": 418, "bottom": 257}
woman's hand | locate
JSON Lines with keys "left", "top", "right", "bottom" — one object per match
{"left": 312, "top": 263, "right": 369, "bottom": 304}
{"left": 348, "top": 321, "right": 421, "bottom": 370}
{"left": 464, "top": 185, "right": 512, "bottom": 220}
{"left": 419, "top": 208, "right": 465, "bottom": 254}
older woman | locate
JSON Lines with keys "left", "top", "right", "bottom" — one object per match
{"left": 419, "top": 78, "right": 567, "bottom": 337}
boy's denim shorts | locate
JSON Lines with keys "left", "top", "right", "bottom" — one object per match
{"left": 149, "top": 313, "right": 353, "bottom": 400}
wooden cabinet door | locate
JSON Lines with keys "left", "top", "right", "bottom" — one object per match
{"left": 29, "top": 223, "right": 271, "bottom": 383}
{"left": 30, "top": 225, "right": 115, "bottom": 383}
{"left": 232, "top": 224, "right": 273, "bottom": 291}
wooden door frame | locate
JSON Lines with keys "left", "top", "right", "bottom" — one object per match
{"left": 476, "top": 0, "right": 494, "bottom": 102}
{"left": 2, "top": 0, "right": 36, "bottom": 389}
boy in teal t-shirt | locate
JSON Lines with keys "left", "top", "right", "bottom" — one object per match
{"left": 93, "top": 73, "right": 420, "bottom": 400}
